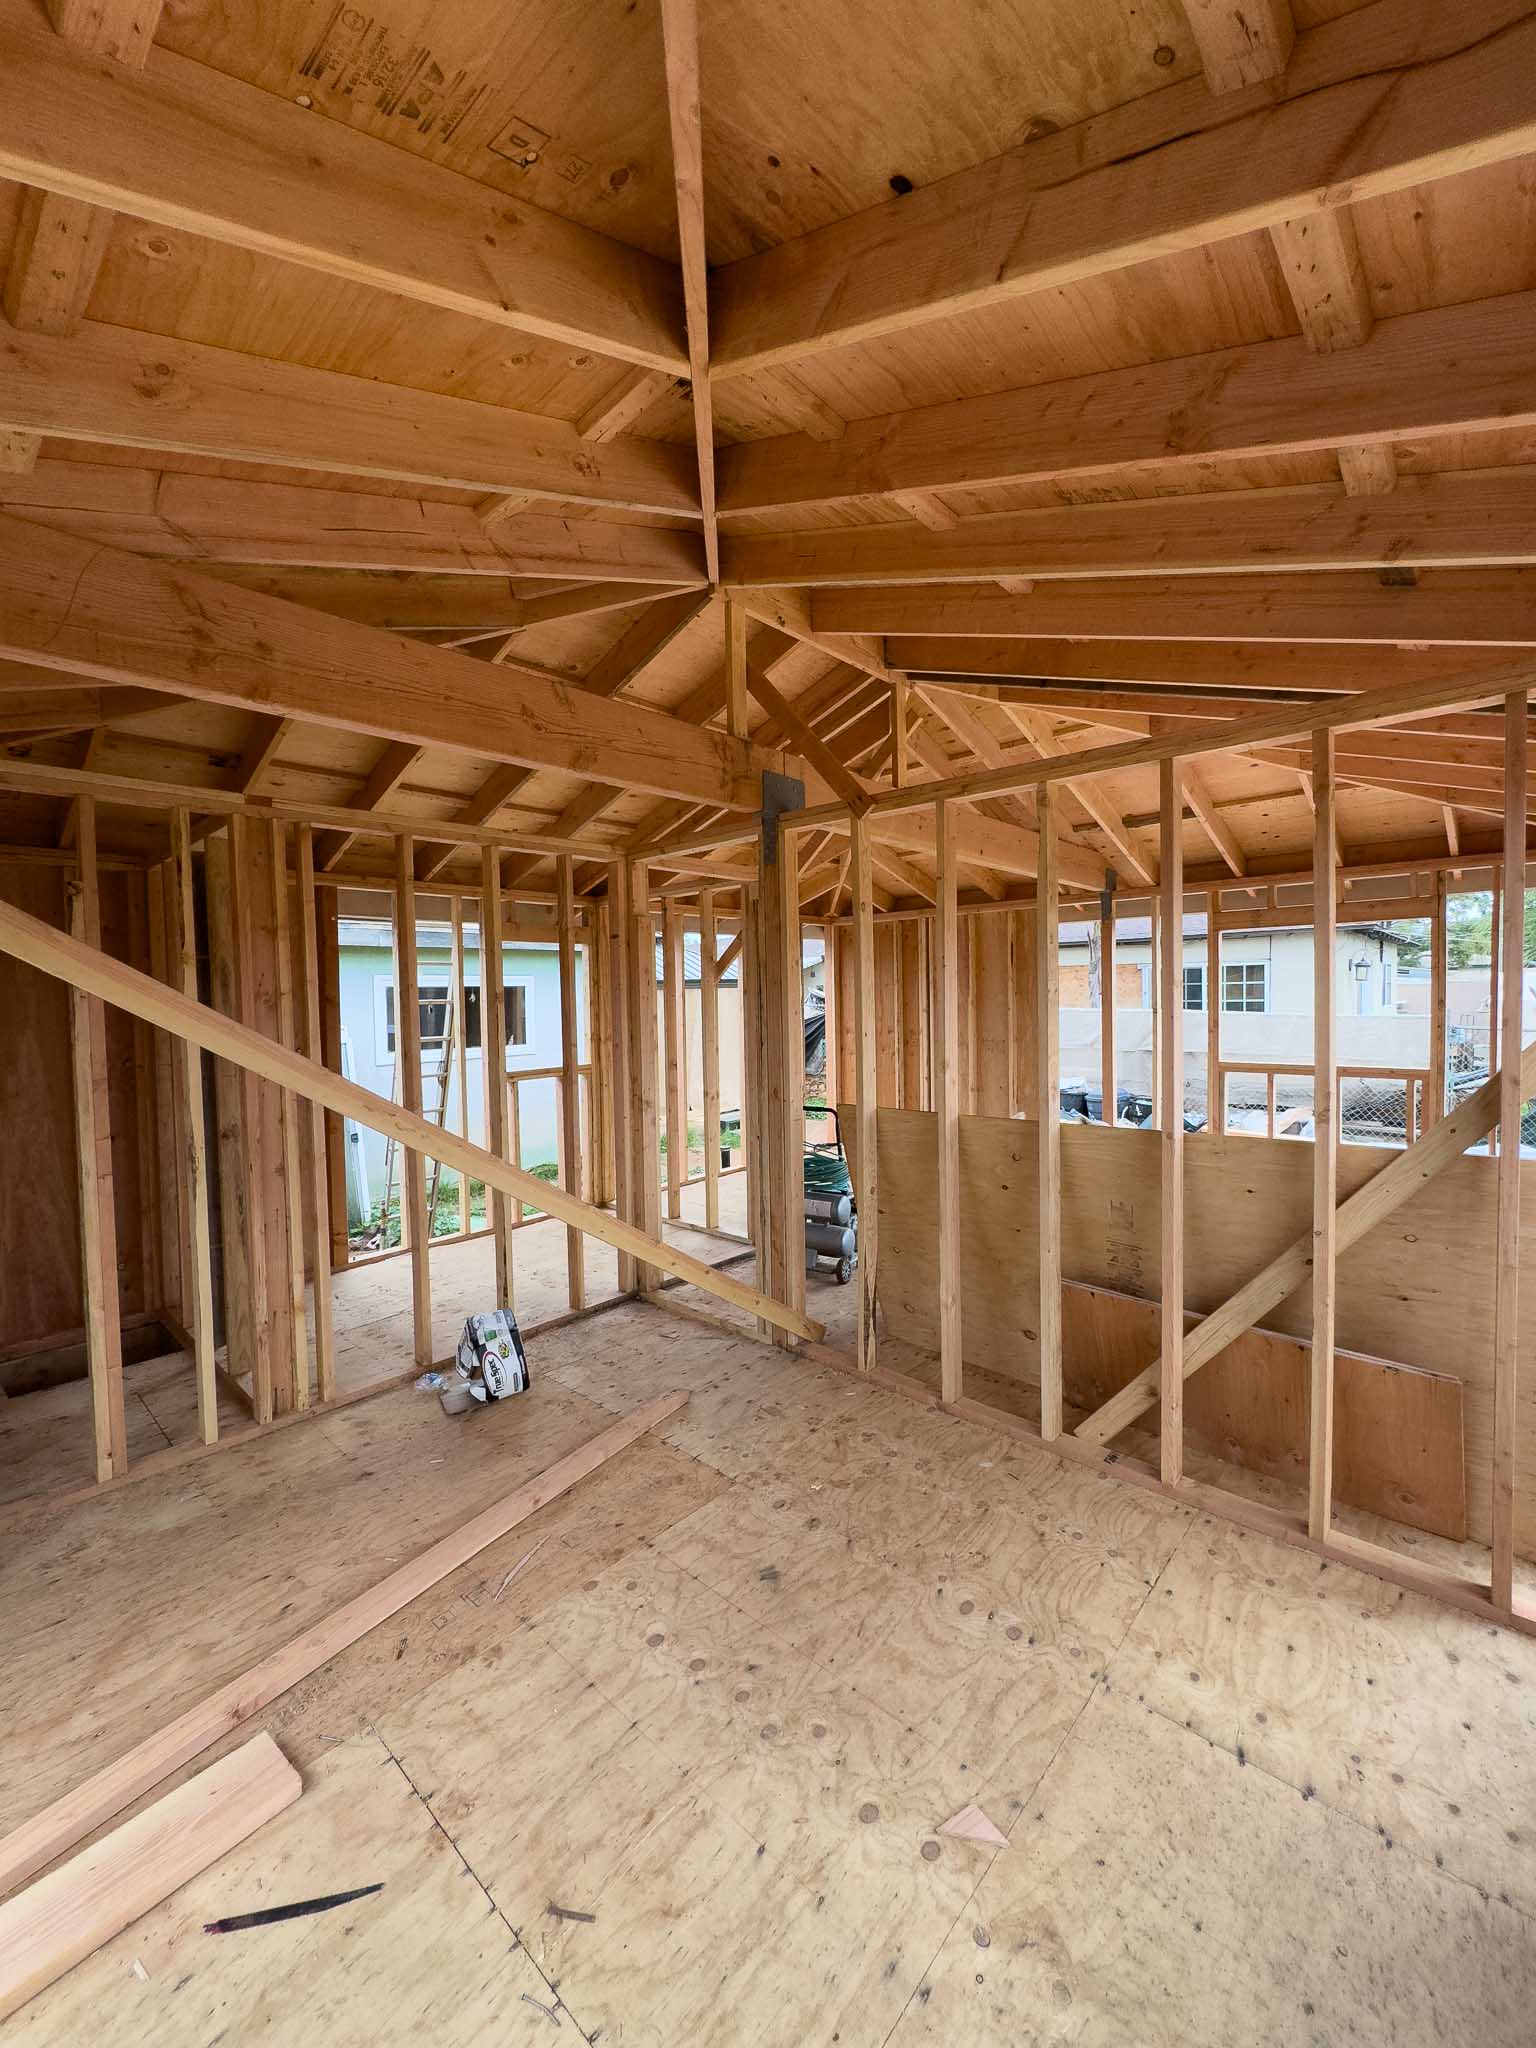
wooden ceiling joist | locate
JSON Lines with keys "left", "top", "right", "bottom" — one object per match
{"left": 787, "top": 657, "right": 1536, "bottom": 828}
{"left": 3, "top": 0, "right": 162, "bottom": 339}
{"left": 313, "top": 742, "right": 425, "bottom": 873}
{"left": 0, "top": 756, "right": 616, "bottom": 861}
{"left": 2, "top": 468, "right": 708, "bottom": 585}
{"left": 894, "top": 638, "right": 1526, "bottom": 697}
{"left": 723, "top": 471, "right": 1536, "bottom": 587}
{"left": 196, "top": 571, "right": 533, "bottom": 635}
{"left": 419, "top": 590, "right": 716, "bottom": 884}
{"left": 715, "top": 289, "right": 1536, "bottom": 517}
{"left": 815, "top": 570, "right": 1536, "bottom": 648}
{"left": 0, "top": 0, "right": 688, "bottom": 372}
{"left": 707, "top": 3, "right": 1536, "bottom": 374}
{"left": 0, "top": 322, "right": 702, "bottom": 516}
{"left": 0, "top": 514, "right": 776, "bottom": 810}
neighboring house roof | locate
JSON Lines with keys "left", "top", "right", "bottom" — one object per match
{"left": 1058, "top": 914, "right": 1406, "bottom": 948}
{"left": 653, "top": 934, "right": 741, "bottom": 987}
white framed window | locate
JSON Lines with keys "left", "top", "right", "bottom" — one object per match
{"left": 471, "top": 976, "right": 533, "bottom": 1060}
{"left": 374, "top": 976, "right": 533, "bottom": 1060}
{"left": 1222, "top": 961, "right": 1269, "bottom": 1013}
{"left": 1182, "top": 963, "right": 1205, "bottom": 1011}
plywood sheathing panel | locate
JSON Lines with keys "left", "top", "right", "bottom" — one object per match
{"left": 860, "top": 1107, "right": 1536, "bottom": 1552}
{"left": 0, "top": 862, "right": 154, "bottom": 1354}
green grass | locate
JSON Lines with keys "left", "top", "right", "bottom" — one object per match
{"left": 358, "top": 1158, "right": 564, "bottom": 1250}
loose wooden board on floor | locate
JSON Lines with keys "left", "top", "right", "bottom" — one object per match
{"left": 4, "top": 1732, "right": 578, "bottom": 2045}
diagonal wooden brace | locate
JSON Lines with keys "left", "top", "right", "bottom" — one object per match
{"left": 0, "top": 897, "right": 824, "bottom": 1346}
{"left": 1075, "top": 1037, "right": 1536, "bottom": 1448}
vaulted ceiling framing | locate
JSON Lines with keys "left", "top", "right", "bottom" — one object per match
{"left": 2, "top": 0, "right": 1534, "bottom": 912}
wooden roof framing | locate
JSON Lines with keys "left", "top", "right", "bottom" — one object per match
{"left": 0, "top": 0, "right": 1531, "bottom": 903}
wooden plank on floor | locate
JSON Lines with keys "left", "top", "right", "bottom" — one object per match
{"left": 0, "top": 1393, "right": 690, "bottom": 1899}
{"left": 0, "top": 1734, "right": 301, "bottom": 2023}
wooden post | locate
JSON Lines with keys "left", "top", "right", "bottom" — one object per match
{"left": 1206, "top": 895, "right": 1221, "bottom": 1133}
{"left": 933, "top": 800, "right": 962, "bottom": 1400}
{"left": 169, "top": 812, "right": 218, "bottom": 1440}
{"left": 1037, "top": 784, "right": 1062, "bottom": 1439}
{"left": 67, "top": 796, "right": 127, "bottom": 1482}
{"left": 230, "top": 815, "right": 295, "bottom": 1416}
{"left": 146, "top": 861, "right": 186, "bottom": 1330}
{"left": 479, "top": 849, "right": 515, "bottom": 1309}
{"left": 891, "top": 673, "right": 910, "bottom": 789}
{"left": 557, "top": 856, "right": 585, "bottom": 1310}
{"left": 608, "top": 864, "right": 637, "bottom": 1293}
{"left": 1492, "top": 692, "right": 1527, "bottom": 1610}
{"left": 1490, "top": 876, "right": 1503, "bottom": 1130}
{"left": 125, "top": 880, "right": 160, "bottom": 1317}
{"left": 899, "top": 918, "right": 926, "bottom": 1110}
{"left": 1427, "top": 871, "right": 1449, "bottom": 1129}
{"left": 590, "top": 895, "right": 616, "bottom": 1211}
{"left": 292, "top": 826, "right": 335, "bottom": 1402}
{"left": 442, "top": 894, "right": 467, "bottom": 1240}
{"left": 761, "top": 820, "right": 806, "bottom": 1344}
{"left": 317, "top": 894, "right": 348, "bottom": 1270}
{"left": 851, "top": 812, "right": 878, "bottom": 1373}
{"left": 1158, "top": 762, "right": 1185, "bottom": 1485}
{"left": 267, "top": 822, "right": 311, "bottom": 1408}
{"left": 700, "top": 888, "right": 721, "bottom": 1229}
{"left": 1099, "top": 889, "right": 1115, "bottom": 1122}
{"left": 1309, "top": 732, "right": 1338, "bottom": 1541}
{"left": 204, "top": 825, "right": 272, "bottom": 1419}
{"left": 1147, "top": 896, "right": 1162, "bottom": 1129}
{"left": 617, "top": 860, "right": 662, "bottom": 1292}
{"left": 740, "top": 880, "right": 763, "bottom": 1307}
{"left": 662, "top": 900, "right": 686, "bottom": 1220}
{"left": 725, "top": 597, "right": 748, "bottom": 741}
{"left": 394, "top": 836, "right": 432, "bottom": 1366}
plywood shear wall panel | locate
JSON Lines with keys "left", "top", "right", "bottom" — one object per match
{"left": 858, "top": 1108, "right": 1528, "bottom": 1551}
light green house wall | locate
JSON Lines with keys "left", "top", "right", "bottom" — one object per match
{"left": 336, "top": 917, "right": 584, "bottom": 1225}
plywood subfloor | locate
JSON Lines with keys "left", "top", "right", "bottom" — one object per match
{"left": 4, "top": 1283, "right": 1535, "bottom": 2044}
{"left": 0, "top": 1174, "right": 752, "bottom": 1505}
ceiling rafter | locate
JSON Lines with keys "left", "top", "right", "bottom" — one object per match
{"left": 0, "top": 322, "right": 701, "bottom": 517}
{"left": 0, "top": 0, "right": 688, "bottom": 371}
{"left": 707, "top": 4, "right": 1536, "bottom": 375}
{"left": 717, "top": 288, "right": 1536, "bottom": 520}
